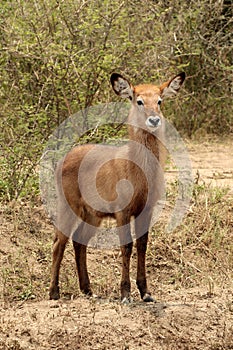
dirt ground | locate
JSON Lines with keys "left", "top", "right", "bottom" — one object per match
{"left": 0, "top": 138, "right": 233, "bottom": 350}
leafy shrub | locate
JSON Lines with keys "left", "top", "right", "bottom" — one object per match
{"left": 0, "top": 0, "right": 232, "bottom": 200}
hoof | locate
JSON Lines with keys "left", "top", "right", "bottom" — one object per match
{"left": 49, "top": 288, "right": 60, "bottom": 300}
{"left": 121, "top": 296, "right": 133, "bottom": 305}
{"left": 82, "top": 288, "right": 93, "bottom": 297}
{"left": 142, "top": 293, "right": 155, "bottom": 303}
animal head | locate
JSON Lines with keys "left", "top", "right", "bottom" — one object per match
{"left": 110, "top": 72, "right": 185, "bottom": 132}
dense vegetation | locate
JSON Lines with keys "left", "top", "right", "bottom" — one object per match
{"left": 0, "top": 0, "right": 232, "bottom": 200}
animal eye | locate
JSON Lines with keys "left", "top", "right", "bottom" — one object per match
{"left": 137, "top": 99, "right": 144, "bottom": 106}
{"left": 158, "top": 98, "right": 162, "bottom": 106}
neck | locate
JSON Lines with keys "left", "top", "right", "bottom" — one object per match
{"left": 126, "top": 125, "right": 166, "bottom": 201}
{"left": 128, "top": 125, "right": 161, "bottom": 159}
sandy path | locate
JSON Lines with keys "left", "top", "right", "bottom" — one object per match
{"left": 0, "top": 138, "right": 232, "bottom": 350}
{"left": 188, "top": 139, "right": 233, "bottom": 190}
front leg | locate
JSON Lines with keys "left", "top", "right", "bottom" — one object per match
{"left": 72, "top": 219, "right": 99, "bottom": 296}
{"left": 73, "top": 241, "right": 92, "bottom": 295}
{"left": 136, "top": 231, "right": 155, "bottom": 302}
{"left": 116, "top": 212, "right": 133, "bottom": 302}
{"left": 120, "top": 242, "right": 133, "bottom": 302}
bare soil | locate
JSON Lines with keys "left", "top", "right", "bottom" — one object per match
{"left": 0, "top": 138, "right": 233, "bottom": 350}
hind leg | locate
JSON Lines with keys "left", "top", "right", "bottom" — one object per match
{"left": 136, "top": 232, "right": 154, "bottom": 302}
{"left": 49, "top": 229, "right": 68, "bottom": 300}
{"left": 135, "top": 211, "right": 155, "bottom": 302}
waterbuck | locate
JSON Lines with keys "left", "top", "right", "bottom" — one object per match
{"left": 49, "top": 72, "right": 185, "bottom": 303}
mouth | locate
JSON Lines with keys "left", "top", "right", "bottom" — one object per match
{"left": 145, "top": 116, "right": 161, "bottom": 130}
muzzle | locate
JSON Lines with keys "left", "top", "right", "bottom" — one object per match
{"left": 145, "top": 116, "right": 161, "bottom": 130}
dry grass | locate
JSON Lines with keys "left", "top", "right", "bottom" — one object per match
{"left": 0, "top": 138, "right": 233, "bottom": 349}
{"left": 1, "top": 183, "right": 232, "bottom": 303}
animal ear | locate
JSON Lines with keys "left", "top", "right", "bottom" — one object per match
{"left": 110, "top": 73, "right": 134, "bottom": 100}
{"left": 160, "top": 72, "right": 185, "bottom": 99}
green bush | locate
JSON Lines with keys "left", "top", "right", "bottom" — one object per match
{"left": 0, "top": 0, "right": 232, "bottom": 200}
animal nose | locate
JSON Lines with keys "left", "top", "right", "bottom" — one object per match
{"left": 149, "top": 117, "right": 160, "bottom": 127}
{"left": 146, "top": 116, "right": 161, "bottom": 129}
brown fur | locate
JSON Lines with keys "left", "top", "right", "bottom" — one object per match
{"left": 49, "top": 72, "right": 185, "bottom": 302}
